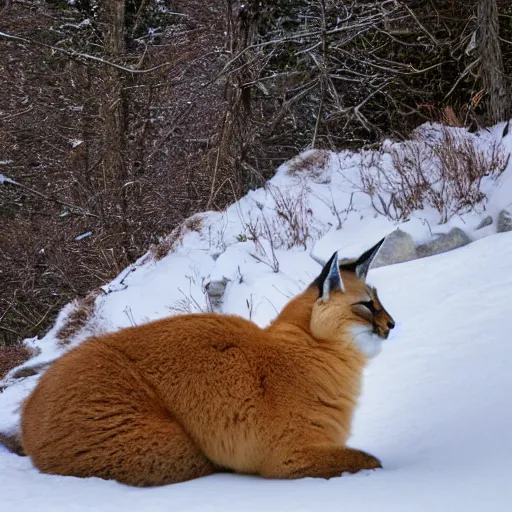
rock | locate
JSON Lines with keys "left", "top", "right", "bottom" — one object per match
{"left": 416, "top": 227, "right": 471, "bottom": 258}
{"left": 371, "top": 229, "right": 417, "bottom": 269}
{"left": 497, "top": 208, "right": 512, "bottom": 233}
{"left": 205, "top": 280, "right": 227, "bottom": 297}
{"left": 11, "top": 363, "right": 44, "bottom": 379}
{"left": 476, "top": 216, "right": 493, "bottom": 230}
{"left": 205, "top": 278, "right": 229, "bottom": 312}
{"left": 11, "top": 367, "right": 39, "bottom": 379}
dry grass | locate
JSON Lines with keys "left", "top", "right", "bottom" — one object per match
{"left": 183, "top": 216, "right": 204, "bottom": 233}
{"left": 0, "top": 344, "right": 31, "bottom": 381}
{"left": 244, "top": 211, "right": 280, "bottom": 273}
{"left": 266, "top": 184, "right": 314, "bottom": 250}
{"left": 150, "top": 215, "right": 205, "bottom": 261}
{"left": 55, "top": 291, "right": 100, "bottom": 346}
{"left": 286, "top": 150, "right": 331, "bottom": 178}
{"left": 167, "top": 274, "right": 213, "bottom": 314}
{"left": 418, "top": 104, "right": 467, "bottom": 128}
{"left": 360, "top": 128, "right": 509, "bottom": 222}
{"left": 238, "top": 181, "right": 321, "bottom": 273}
{"left": 150, "top": 228, "right": 183, "bottom": 261}
{"left": 441, "top": 106, "right": 464, "bottom": 127}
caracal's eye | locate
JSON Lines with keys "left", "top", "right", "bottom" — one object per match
{"left": 354, "top": 300, "right": 376, "bottom": 315}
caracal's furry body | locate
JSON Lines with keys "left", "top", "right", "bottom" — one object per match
{"left": 20, "top": 245, "right": 395, "bottom": 486}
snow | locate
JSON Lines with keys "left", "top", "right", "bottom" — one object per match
{"left": 74, "top": 231, "right": 92, "bottom": 241}
{"left": 2, "top": 232, "right": 512, "bottom": 511}
{"left": 2, "top": 122, "right": 512, "bottom": 510}
{"left": 0, "top": 172, "right": 18, "bottom": 185}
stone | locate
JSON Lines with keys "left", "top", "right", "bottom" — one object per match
{"left": 205, "top": 279, "right": 227, "bottom": 297}
{"left": 497, "top": 208, "right": 512, "bottom": 233}
{"left": 371, "top": 229, "right": 417, "bottom": 269}
{"left": 11, "top": 362, "right": 50, "bottom": 379}
{"left": 205, "top": 278, "right": 229, "bottom": 312}
{"left": 416, "top": 227, "right": 471, "bottom": 259}
{"left": 476, "top": 216, "right": 493, "bottom": 230}
{"left": 11, "top": 366, "right": 39, "bottom": 379}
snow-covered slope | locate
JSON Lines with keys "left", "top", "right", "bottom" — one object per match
{"left": 2, "top": 231, "right": 512, "bottom": 511}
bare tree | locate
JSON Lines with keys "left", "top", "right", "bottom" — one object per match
{"left": 1, "top": 0, "right": 511, "bottom": 350}
{"left": 477, "top": 0, "right": 511, "bottom": 124}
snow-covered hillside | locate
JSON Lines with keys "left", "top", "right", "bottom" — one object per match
{"left": 1, "top": 122, "right": 512, "bottom": 511}
{"left": 2, "top": 231, "right": 512, "bottom": 511}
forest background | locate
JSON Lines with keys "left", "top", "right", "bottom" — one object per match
{"left": 0, "top": 0, "right": 511, "bottom": 354}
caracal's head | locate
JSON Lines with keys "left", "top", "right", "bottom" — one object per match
{"left": 310, "top": 238, "right": 395, "bottom": 358}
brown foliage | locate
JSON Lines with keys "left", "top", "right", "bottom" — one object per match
{"left": 0, "top": 1, "right": 229, "bottom": 344}
{"left": 149, "top": 214, "right": 205, "bottom": 261}
{"left": 56, "top": 291, "right": 101, "bottom": 346}
{"left": 0, "top": 344, "right": 31, "bottom": 380}
{"left": 286, "top": 150, "right": 331, "bottom": 178}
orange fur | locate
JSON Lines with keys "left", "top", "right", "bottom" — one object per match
{"left": 20, "top": 249, "right": 395, "bottom": 486}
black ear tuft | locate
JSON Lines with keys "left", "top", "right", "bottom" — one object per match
{"left": 312, "top": 252, "right": 337, "bottom": 298}
{"left": 339, "top": 237, "right": 386, "bottom": 279}
{"left": 312, "top": 251, "right": 343, "bottom": 299}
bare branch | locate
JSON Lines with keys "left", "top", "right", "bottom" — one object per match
{"left": 0, "top": 30, "right": 170, "bottom": 74}
{"left": 1, "top": 173, "right": 99, "bottom": 218}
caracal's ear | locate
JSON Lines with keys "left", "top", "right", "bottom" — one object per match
{"left": 316, "top": 251, "right": 344, "bottom": 301}
{"left": 339, "top": 237, "right": 386, "bottom": 280}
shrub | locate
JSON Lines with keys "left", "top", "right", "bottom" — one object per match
{"left": 360, "top": 128, "right": 509, "bottom": 222}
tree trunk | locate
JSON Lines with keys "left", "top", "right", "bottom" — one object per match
{"left": 478, "top": 0, "right": 511, "bottom": 124}
{"left": 101, "top": 1, "right": 132, "bottom": 262}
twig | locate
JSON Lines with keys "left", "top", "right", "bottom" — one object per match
{"left": 1, "top": 173, "right": 99, "bottom": 218}
{"left": 400, "top": 2, "right": 440, "bottom": 47}
{"left": 0, "top": 30, "right": 171, "bottom": 74}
